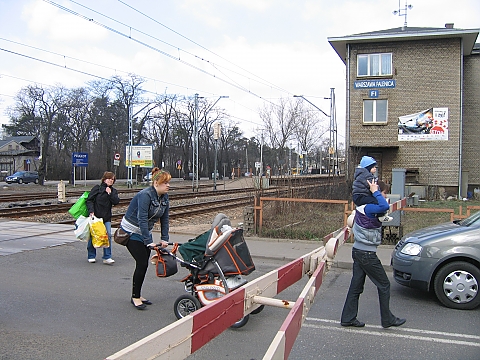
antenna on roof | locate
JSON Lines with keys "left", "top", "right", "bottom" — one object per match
{"left": 393, "top": 0, "right": 413, "bottom": 30}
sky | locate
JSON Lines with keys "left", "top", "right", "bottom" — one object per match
{"left": 0, "top": 0, "right": 479, "bottom": 144}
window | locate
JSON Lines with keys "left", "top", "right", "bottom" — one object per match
{"left": 357, "top": 53, "right": 392, "bottom": 77}
{"left": 363, "top": 100, "right": 388, "bottom": 123}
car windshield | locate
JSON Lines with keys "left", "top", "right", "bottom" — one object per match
{"left": 11, "top": 172, "right": 24, "bottom": 176}
{"left": 458, "top": 210, "right": 480, "bottom": 227}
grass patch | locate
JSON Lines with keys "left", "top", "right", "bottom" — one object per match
{"left": 259, "top": 198, "right": 480, "bottom": 243}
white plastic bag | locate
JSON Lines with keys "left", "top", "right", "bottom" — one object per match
{"left": 74, "top": 215, "right": 90, "bottom": 242}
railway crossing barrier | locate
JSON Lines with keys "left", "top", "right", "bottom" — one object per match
{"left": 106, "top": 197, "right": 406, "bottom": 360}
{"left": 105, "top": 226, "right": 350, "bottom": 360}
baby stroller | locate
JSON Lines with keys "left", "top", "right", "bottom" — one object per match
{"left": 160, "top": 213, "right": 262, "bottom": 328}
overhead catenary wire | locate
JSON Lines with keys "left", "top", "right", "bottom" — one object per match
{"left": 114, "top": 0, "right": 291, "bottom": 95}
{"left": 42, "top": 0, "right": 282, "bottom": 106}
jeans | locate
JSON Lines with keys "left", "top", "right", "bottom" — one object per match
{"left": 87, "top": 221, "right": 112, "bottom": 260}
{"left": 341, "top": 248, "right": 396, "bottom": 327}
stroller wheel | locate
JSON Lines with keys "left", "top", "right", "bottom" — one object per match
{"left": 251, "top": 305, "right": 265, "bottom": 315}
{"left": 230, "top": 314, "right": 249, "bottom": 329}
{"left": 174, "top": 294, "right": 202, "bottom": 319}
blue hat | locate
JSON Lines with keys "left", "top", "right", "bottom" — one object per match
{"left": 360, "top": 156, "right": 377, "bottom": 168}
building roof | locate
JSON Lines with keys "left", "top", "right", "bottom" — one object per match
{"left": 328, "top": 26, "right": 480, "bottom": 63}
{"left": 3, "top": 136, "right": 37, "bottom": 143}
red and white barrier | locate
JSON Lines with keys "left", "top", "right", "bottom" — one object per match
{"left": 262, "top": 226, "right": 350, "bottom": 360}
{"left": 106, "top": 227, "right": 350, "bottom": 360}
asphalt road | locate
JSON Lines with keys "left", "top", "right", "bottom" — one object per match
{"left": 1, "top": 238, "right": 479, "bottom": 360}
{"left": 189, "top": 266, "right": 480, "bottom": 360}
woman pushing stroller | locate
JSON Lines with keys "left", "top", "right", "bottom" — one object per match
{"left": 120, "top": 167, "right": 172, "bottom": 310}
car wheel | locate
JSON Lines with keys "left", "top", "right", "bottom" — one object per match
{"left": 18, "top": 179, "right": 23, "bottom": 184}
{"left": 34, "top": 178, "right": 39, "bottom": 184}
{"left": 174, "top": 294, "right": 202, "bottom": 319}
{"left": 433, "top": 261, "right": 480, "bottom": 310}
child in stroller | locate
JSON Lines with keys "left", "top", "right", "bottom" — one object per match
{"left": 156, "top": 213, "right": 262, "bottom": 328}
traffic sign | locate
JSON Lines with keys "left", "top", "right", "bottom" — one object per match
{"left": 114, "top": 153, "right": 121, "bottom": 160}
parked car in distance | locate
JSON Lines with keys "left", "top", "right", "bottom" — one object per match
{"left": 391, "top": 210, "right": 480, "bottom": 310}
{"left": 5, "top": 171, "right": 39, "bottom": 184}
{"left": 143, "top": 172, "right": 152, "bottom": 181}
{"left": 183, "top": 172, "right": 194, "bottom": 180}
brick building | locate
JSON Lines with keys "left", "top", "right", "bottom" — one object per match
{"left": 328, "top": 25, "right": 479, "bottom": 198}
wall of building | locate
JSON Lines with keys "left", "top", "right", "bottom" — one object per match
{"left": 462, "top": 53, "right": 480, "bottom": 188}
{"left": 348, "top": 38, "right": 462, "bottom": 188}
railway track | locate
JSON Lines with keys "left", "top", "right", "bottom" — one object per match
{"left": 0, "top": 187, "right": 258, "bottom": 217}
{"left": 0, "top": 184, "right": 214, "bottom": 203}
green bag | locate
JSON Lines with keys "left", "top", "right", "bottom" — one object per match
{"left": 68, "top": 191, "right": 90, "bottom": 219}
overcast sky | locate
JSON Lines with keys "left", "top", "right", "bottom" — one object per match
{"left": 1, "top": 0, "right": 479, "bottom": 142}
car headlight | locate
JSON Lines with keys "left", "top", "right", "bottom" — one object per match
{"left": 400, "top": 243, "right": 422, "bottom": 256}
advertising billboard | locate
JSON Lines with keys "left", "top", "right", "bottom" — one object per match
{"left": 398, "top": 107, "right": 449, "bottom": 141}
{"left": 125, "top": 145, "right": 154, "bottom": 168}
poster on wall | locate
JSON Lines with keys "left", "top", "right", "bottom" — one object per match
{"left": 398, "top": 108, "right": 449, "bottom": 141}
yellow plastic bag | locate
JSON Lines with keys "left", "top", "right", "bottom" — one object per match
{"left": 89, "top": 216, "right": 109, "bottom": 248}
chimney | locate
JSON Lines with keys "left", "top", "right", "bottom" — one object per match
{"left": 445, "top": 23, "right": 454, "bottom": 29}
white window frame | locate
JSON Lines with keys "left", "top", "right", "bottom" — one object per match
{"left": 357, "top": 53, "right": 392, "bottom": 77}
{"left": 363, "top": 99, "right": 388, "bottom": 124}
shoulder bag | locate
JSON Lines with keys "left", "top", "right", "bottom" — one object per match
{"left": 113, "top": 227, "right": 130, "bottom": 246}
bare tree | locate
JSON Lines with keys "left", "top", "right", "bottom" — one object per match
{"left": 259, "top": 98, "right": 297, "bottom": 174}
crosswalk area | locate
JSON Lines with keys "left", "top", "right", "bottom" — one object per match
{"left": 0, "top": 220, "right": 76, "bottom": 255}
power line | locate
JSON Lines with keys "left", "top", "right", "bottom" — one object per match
{"left": 115, "top": 0, "right": 291, "bottom": 95}
{"left": 43, "top": 0, "right": 280, "bottom": 106}
{"left": 0, "top": 37, "right": 205, "bottom": 96}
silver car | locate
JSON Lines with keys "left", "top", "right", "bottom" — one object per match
{"left": 391, "top": 210, "right": 480, "bottom": 310}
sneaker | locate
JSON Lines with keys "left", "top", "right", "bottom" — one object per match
{"left": 88, "top": 259, "right": 96, "bottom": 263}
{"left": 103, "top": 258, "right": 115, "bottom": 265}
{"left": 380, "top": 215, "right": 394, "bottom": 222}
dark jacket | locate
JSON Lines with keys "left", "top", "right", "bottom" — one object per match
{"left": 123, "top": 186, "right": 169, "bottom": 245}
{"left": 86, "top": 183, "right": 120, "bottom": 223}
{"left": 352, "top": 166, "right": 375, "bottom": 199}
{"left": 352, "top": 190, "right": 389, "bottom": 252}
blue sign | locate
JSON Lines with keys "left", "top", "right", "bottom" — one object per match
{"left": 354, "top": 79, "right": 396, "bottom": 89}
{"left": 72, "top": 152, "right": 88, "bottom": 167}
{"left": 369, "top": 90, "right": 379, "bottom": 98}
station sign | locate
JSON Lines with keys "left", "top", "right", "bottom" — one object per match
{"left": 72, "top": 152, "right": 88, "bottom": 167}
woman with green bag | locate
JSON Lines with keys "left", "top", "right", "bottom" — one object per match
{"left": 86, "top": 171, "right": 120, "bottom": 265}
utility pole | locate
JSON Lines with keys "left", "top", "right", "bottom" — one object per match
{"left": 127, "top": 105, "right": 133, "bottom": 188}
{"left": 293, "top": 91, "right": 337, "bottom": 175}
{"left": 192, "top": 93, "right": 199, "bottom": 192}
{"left": 192, "top": 94, "right": 228, "bottom": 192}
{"left": 328, "top": 88, "right": 338, "bottom": 176}
{"left": 213, "top": 121, "right": 221, "bottom": 190}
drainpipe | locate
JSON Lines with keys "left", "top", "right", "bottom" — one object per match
{"left": 458, "top": 38, "right": 464, "bottom": 199}
{"left": 346, "top": 44, "right": 351, "bottom": 180}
